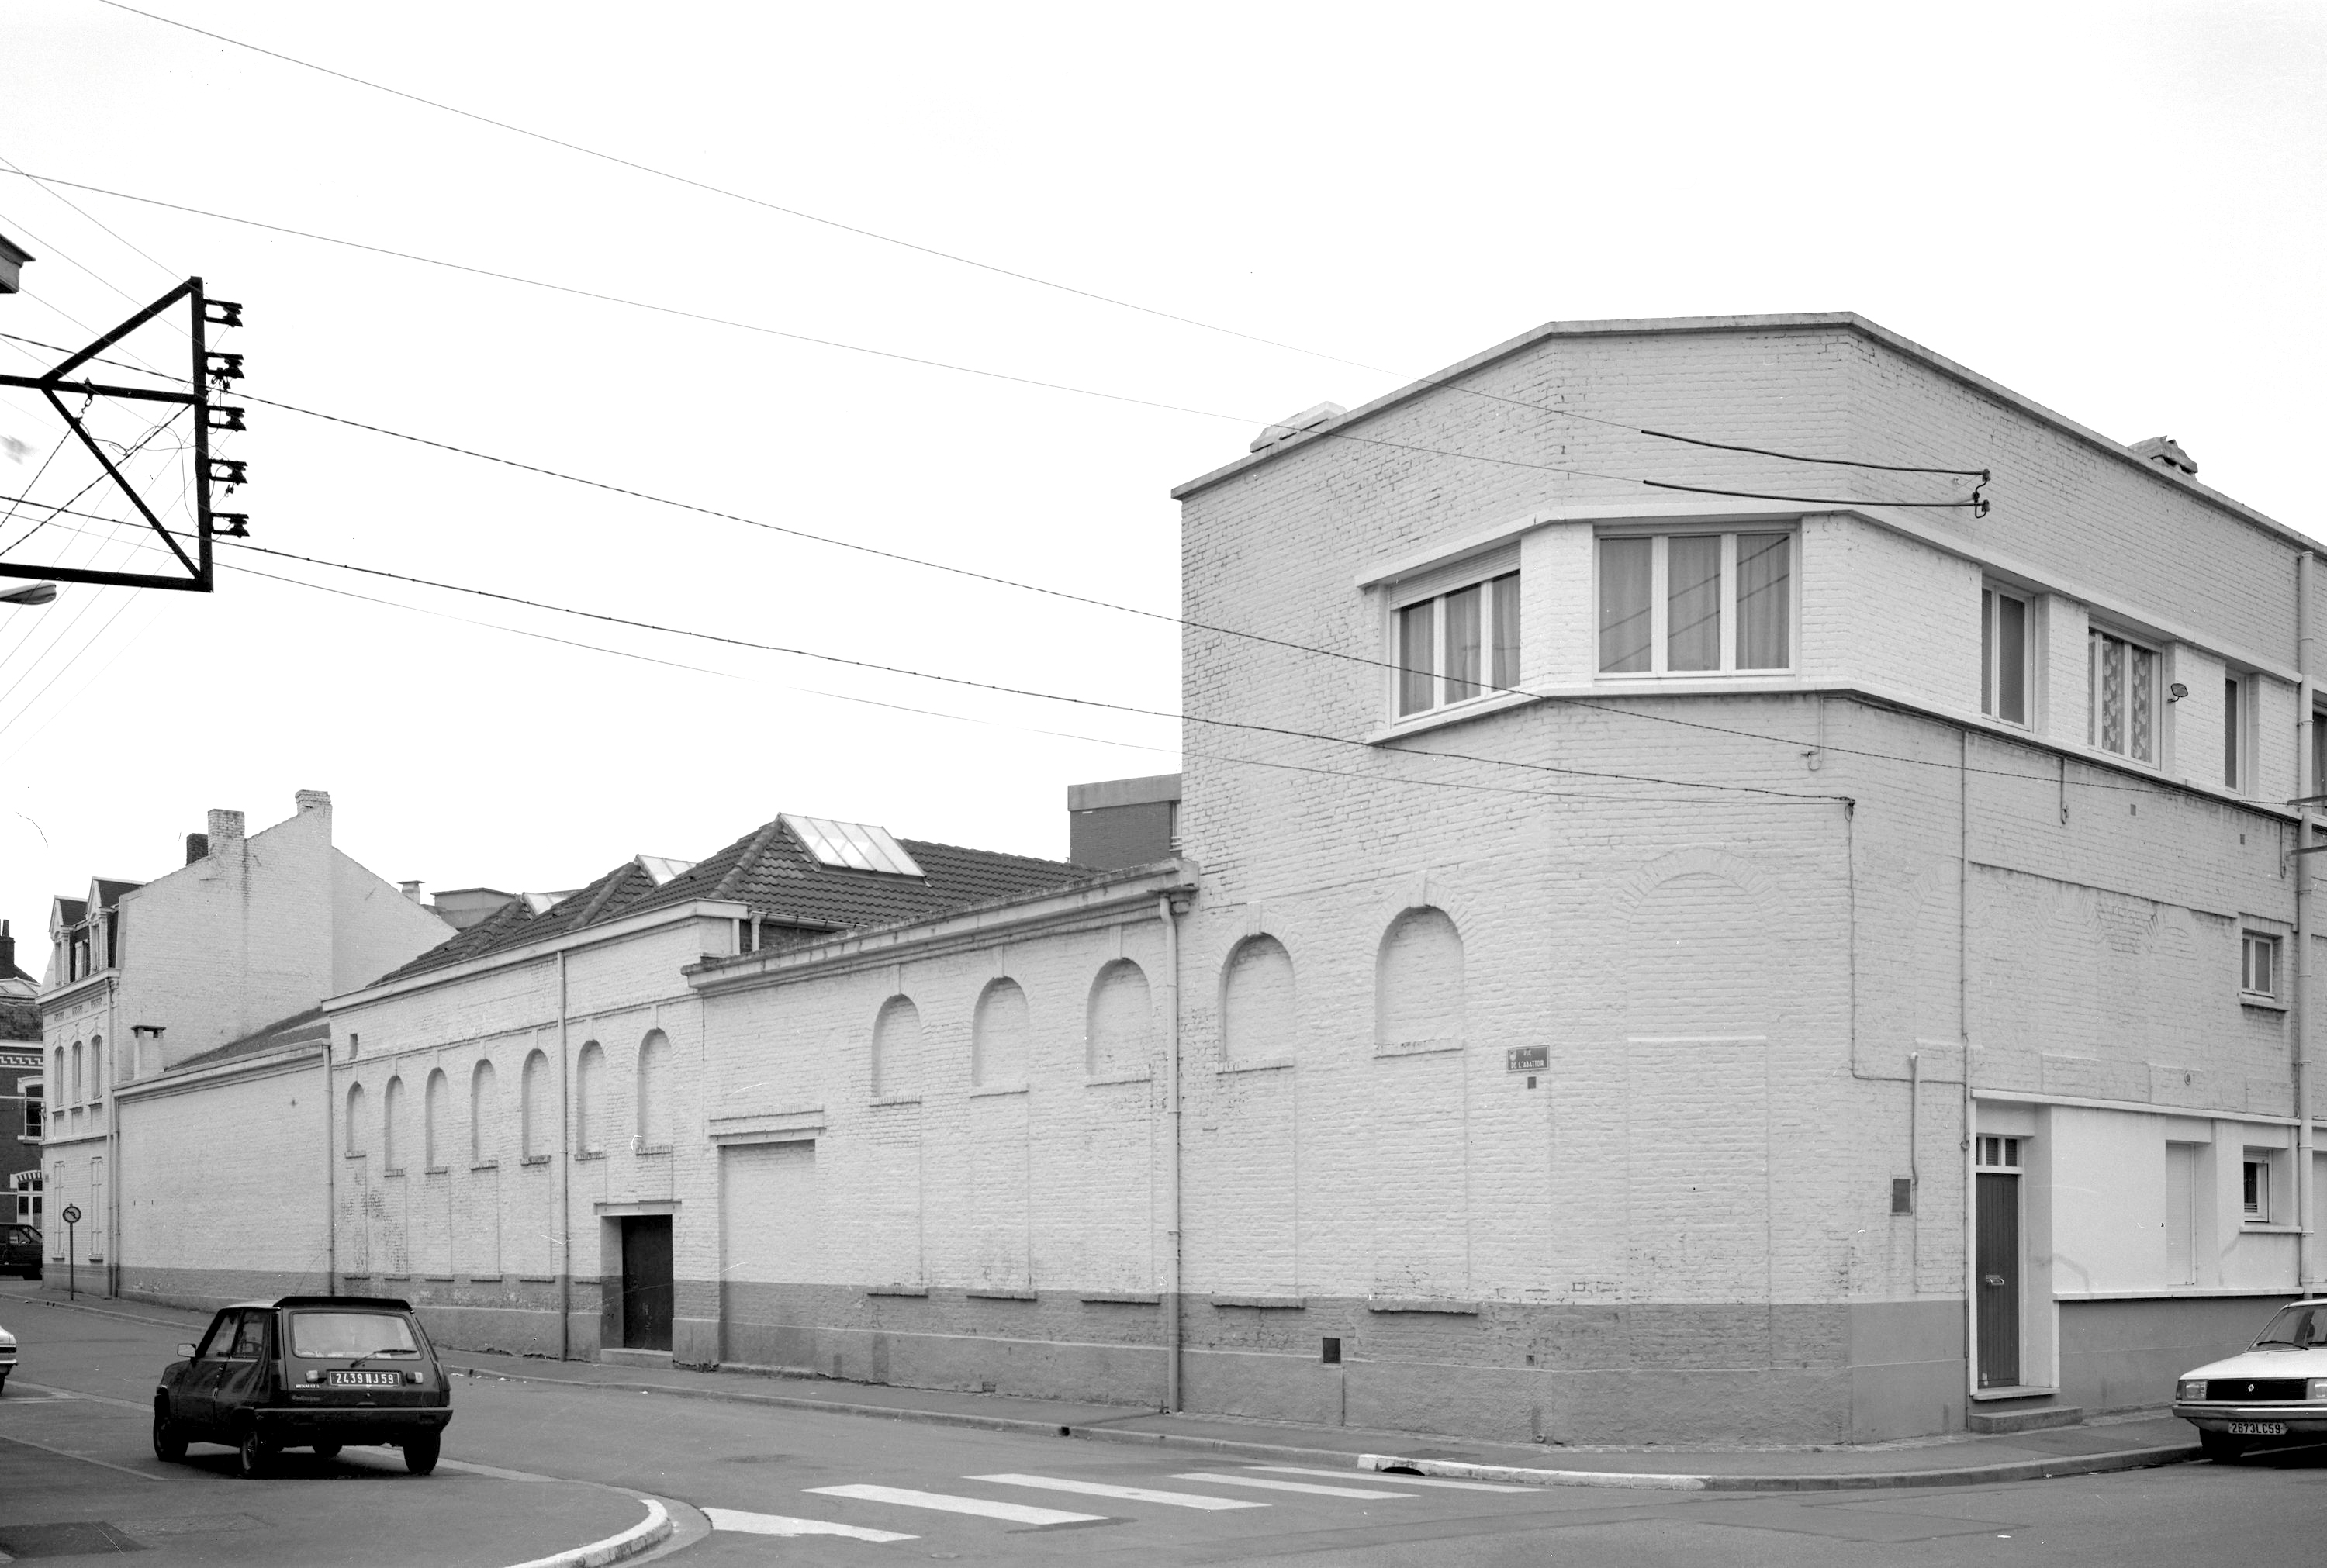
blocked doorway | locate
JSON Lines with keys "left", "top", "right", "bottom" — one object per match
{"left": 619, "top": 1215, "right": 673, "bottom": 1352}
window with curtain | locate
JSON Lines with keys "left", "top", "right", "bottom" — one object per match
{"left": 2088, "top": 627, "right": 2156, "bottom": 763}
{"left": 1393, "top": 570, "right": 1520, "bottom": 717}
{"left": 1599, "top": 530, "right": 1791, "bottom": 675}
{"left": 1982, "top": 587, "right": 2029, "bottom": 725}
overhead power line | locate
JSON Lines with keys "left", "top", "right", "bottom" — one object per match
{"left": 91, "top": 2, "right": 1986, "bottom": 485}
{"left": 0, "top": 171, "right": 1985, "bottom": 511}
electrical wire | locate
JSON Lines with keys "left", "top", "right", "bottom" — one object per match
{"left": 90, "top": 1, "right": 1985, "bottom": 484}
{"left": 0, "top": 171, "right": 1983, "bottom": 512}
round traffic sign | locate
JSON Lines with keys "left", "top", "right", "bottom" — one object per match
{"left": 59, "top": 1204, "right": 81, "bottom": 1224}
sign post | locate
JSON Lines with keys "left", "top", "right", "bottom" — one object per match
{"left": 59, "top": 1204, "right": 81, "bottom": 1302}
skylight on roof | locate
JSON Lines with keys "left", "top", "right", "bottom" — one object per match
{"left": 781, "top": 813, "right": 925, "bottom": 878}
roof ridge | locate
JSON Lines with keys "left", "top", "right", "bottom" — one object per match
{"left": 710, "top": 818, "right": 787, "bottom": 903}
{"left": 569, "top": 861, "right": 645, "bottom": 927}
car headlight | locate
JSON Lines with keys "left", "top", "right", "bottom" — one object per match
{"left": 2177, "top": 1380, "right": 2207, "bottom": 1401}
{"left": 2310, "top": 1379, "right": 2327, "bottom": 1401}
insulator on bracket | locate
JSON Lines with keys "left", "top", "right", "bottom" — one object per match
{"left": 202, "top": 299, "right": 244, "bottom": 327}
{"left": 204, "top": 351, "right": 244, "bottom": 385}
{"left": 212, "top": 513, "right": 251, "bottom": 539}
{"left": 204, "top": 458, "right": 247, "bottom": 487}
{"left": 206, "top": 405, "right": 247, "bottom": 432}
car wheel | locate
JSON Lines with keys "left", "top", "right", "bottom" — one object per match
{"left": 151, "top": 1403, "right": 188, "bottom": 1463}
{"left": 2199, "top": 1430, "right": 2246, "bottom": 1462}
{"left": 236, "top": 1427, "right": 272, "bottom": 1479}
{"left": 403, "top": 1432, "right": 440, "bottom": 1476}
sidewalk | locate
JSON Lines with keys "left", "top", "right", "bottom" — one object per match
{"left": 435, "top": 1346, "right": 2206, "bottom": 1493}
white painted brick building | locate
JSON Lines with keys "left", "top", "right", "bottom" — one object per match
{"left": 88, "top": 313, "right": 2326, "bottom": 1445}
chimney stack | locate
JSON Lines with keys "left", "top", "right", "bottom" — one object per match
{"left": 399, "top": 880, "right": 423, "bottom": 903}
{"left": 0, "top": 919, "right": 13, "bottom": 976}
{"left": 185, "top": 832, "right": 209, "bottom": 865}
{"left": 206, "top": 809, "right": 245, "bottom": 849}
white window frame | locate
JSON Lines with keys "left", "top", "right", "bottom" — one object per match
{"left": 2224, "top": 672, "right": 2253, "bottom": 793}
{"left": 1976, "top": 1135, "right": 2023, "bottom": 1171}
{"left": 2241, "top": 931, "right": 2281, "bottom": 1003}
{"left": 1391, "top": 568, "right": 1521, "bottom": 719}
{"left": 1981, "top": 585, "right": 2032, "bottom": 727}
{"left": 2087, "top": 623, "right": 2162, "bottom": 766}
{"left": 2242, "top": 1149, "right": 2283, "bottom": 1225}
{"left": 1595, "top": 527, "right": 1796, "bottom": 679}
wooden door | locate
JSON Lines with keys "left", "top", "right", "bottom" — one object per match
{"left": 1976, "top": 1173, "right": 2021, "bottom": 1388}
{"left": 620, "top": 1217, "right": 673, "bottom": 1352}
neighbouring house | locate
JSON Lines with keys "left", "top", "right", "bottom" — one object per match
{"left": 88, "top": 312, "right": 2327, "bottom": 1447}
{"left": 42, "top": 791, "right": 455, "bottom": 1293}
{"left": 2, "top": 921, "right": 40, "bottom": 1222}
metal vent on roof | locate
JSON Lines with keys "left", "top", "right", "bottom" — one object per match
{"left": 781, "top": 813, "right": 925, "bottom": 877}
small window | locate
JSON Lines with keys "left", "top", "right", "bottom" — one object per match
{"left": 1599, "top": 532, "right": 1791, "bottom": 677}
{"left": 1981, "top": 588, "right": 2029, "bottom": 726}
{"left": 1976, "top": 1135, "right": 2022, "bottom": 1169}
{"left": 2242, "top": 932, "right": 2280, "bottom": 1000}
{"left": 2088, "top": 627, "right": 2158, "bottom": 764}
{"left": 2243, "top": 1154, "right": 2276, "bottom": 1224}
{"left": 1395, "top": 570, "right": 1520, "bottom": 717}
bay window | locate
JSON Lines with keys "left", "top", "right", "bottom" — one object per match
{"left": 1395, "top": 570, "right": 1520, "bottom": 717}
{"left": 1598, "top": 530, "right": 1792, "bottom": 676}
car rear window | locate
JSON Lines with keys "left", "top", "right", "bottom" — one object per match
{"left": 289, "top": 1312, "right": 420, "bottom": 1358}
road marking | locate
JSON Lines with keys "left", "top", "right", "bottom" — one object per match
{"left": 1250, "top": 1464, "right": 1536, "bottom": 1493}
{"left": 970, "top": 1473, "right": 1267, "bottom": 1510}
{"left": 0, "top": 1429, "right": 161, "bottom": 1481}
{"left": 10, "top": 1381, "right": 147, "bottom": 1411}
{"left": 706, "top": 1507, "right": 917, "bottom": 1542}
{"left": 806, "top": 1484, "right": 1106, "bottom": 1526}
{"left": 1173, "top": 1472, "right": 1414, "bottom": 1499}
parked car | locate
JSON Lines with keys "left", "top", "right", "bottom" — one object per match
{"left": 2173, "top": 1297, "right": 2327, "bottom": 1458}
{"left": 0, "top": 1320, "right": 15, "bottom": 1394}
{"left": 152, "top": 1295, "right": 451, "bottom": 1477}
{"left": 0, "top": 1224, "right": 38, "bottom": 1280}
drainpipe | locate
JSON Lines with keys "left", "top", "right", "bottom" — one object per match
{"left": 323, "top": 1036, "right": 337, "bottom": 1293}
{"left": 558, "top": 950, "right": 572, "bottom": 1361}
{"left": 1961, "top": 726, "right": 1979, "bottom": 1407}
{"left": 1159, "top": 893, "right": 1183, "bottom": 1413}
{"left": 2298, "top": 552, "right": 2316, "bottom": 1291}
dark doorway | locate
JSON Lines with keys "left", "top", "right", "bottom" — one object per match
{"left": 1976, "top": 1173, "right": 2020, "bottom": 1387}
{"left": 620, "top": 1216, "right": 673, "bottom": 1352}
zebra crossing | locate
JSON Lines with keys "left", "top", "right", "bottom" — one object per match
{"left": 707, "top": 1460, "right": 1537, "bottom": 1544}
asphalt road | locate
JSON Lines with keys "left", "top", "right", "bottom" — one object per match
{"left": 2, "top": 1279, "right": 2322, "bottom": 1567}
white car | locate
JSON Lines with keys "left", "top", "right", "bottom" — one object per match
{"left": 0, "top": 1323, "right": 15, "bottom": 1394}
{"left": 2173, "top": 1298, "right": 2327, "bottom": 1459}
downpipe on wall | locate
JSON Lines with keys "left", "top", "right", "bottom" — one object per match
{"left": 1160, "top": 891, "right": 1183, "bottom": 1414}
{"left": 2297, "top": 552, "right": 2316, "bottom": 1292}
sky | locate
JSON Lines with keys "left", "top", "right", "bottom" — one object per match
{"left": 0, "top": 0, "right": 2320, "bottom": 977}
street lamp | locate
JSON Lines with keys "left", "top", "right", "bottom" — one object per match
{"left": 0, "top": 582, "right": 57, "bottom": 607}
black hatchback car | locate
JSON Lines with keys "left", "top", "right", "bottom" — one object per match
{"left": 0, "top": 1223, "right": 39, "bottom": 1280}
{"left": 153, "top": 1295, "right": 451, "bottom": 1476}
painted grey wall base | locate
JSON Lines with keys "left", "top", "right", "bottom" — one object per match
{"left": 2059, "top": 1295, "right": 2291, "bottom": 1416}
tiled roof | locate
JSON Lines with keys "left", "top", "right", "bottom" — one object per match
{"left": 171, "top": 1006, "right": 330, "bottom": 1072}
{"left": 52, "top": 898, "right": 86, "bottom": 928}
{"left": 92, "top": 879, "right": 142, "bottom": 910}
{"left": 0, "top": 996, "right": 37, "bottom": 1043}
{"left": 365, "top": 818, "right": 1098, "bottom": 989}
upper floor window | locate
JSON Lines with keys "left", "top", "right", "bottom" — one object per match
{"left": 1981, "top": 587, "right": 2029, "bottom": 726}
{"left": 1395, "top": 570, "right": 1519, "bottom": 717}
{"left": 2225, "top": 675, "right": 2251, "bottom": 792}
{"left": 1598, "top": 530, "right": 1791, "bottom": 676}
{"left": 2242, "top": 931, "right": 2280, "bottom": 1001}
{"left": 2088, "top": 627, "right": 2157, "bottom": 764}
